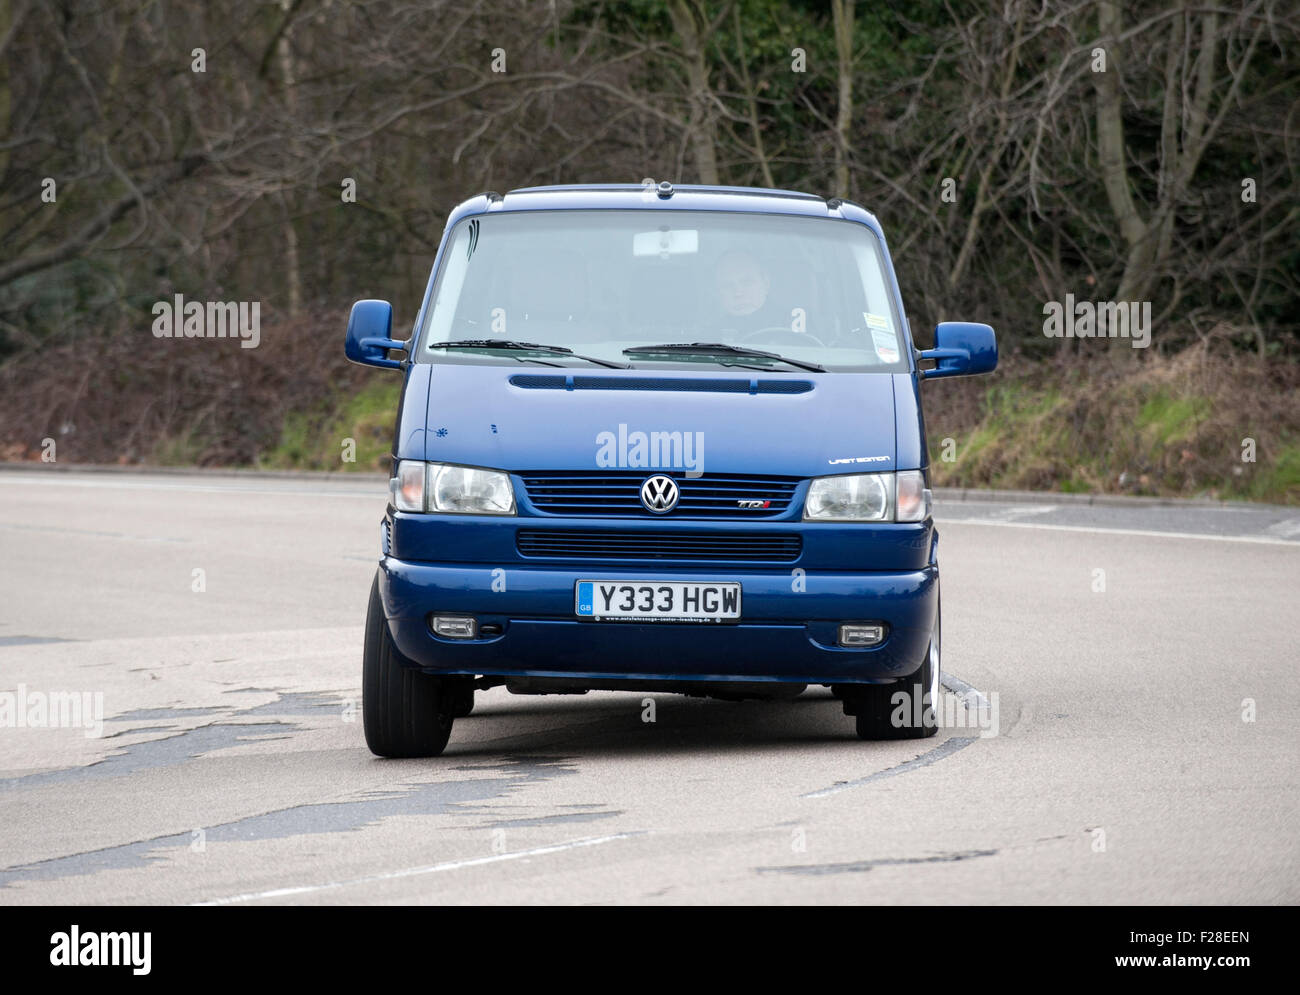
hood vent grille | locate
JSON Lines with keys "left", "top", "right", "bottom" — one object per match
{"left": 509, "top": 374, "right": 812, "bottom": 395}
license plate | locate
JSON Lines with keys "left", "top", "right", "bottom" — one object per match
{"left": 575, "top": 580, "right": 741, "bottom": 622}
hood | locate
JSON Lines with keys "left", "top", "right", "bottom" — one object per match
{"left": 406, "top": 364, "right": 898, "bottom": 477}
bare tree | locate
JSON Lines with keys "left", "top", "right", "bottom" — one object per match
{"left": 831, "top": 0, "right": 854, "bottom": 198}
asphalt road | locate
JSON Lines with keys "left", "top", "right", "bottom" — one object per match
{"left": 0, "top": 469, "right": 1296, "bottom": 904}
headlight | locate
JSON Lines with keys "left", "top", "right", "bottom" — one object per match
{"left": 803, "top": 470, "right": 931, "bottom": 522}
{"left": 388, "top": 460, "right": 516, "bottom": 515}
{"left": 429, "top": 463, "right": 516, "bottom": 514}
{"left": 804, "top": 473, "right": 890, "bottom": 521}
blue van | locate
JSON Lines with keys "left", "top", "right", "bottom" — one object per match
{"left": 346, "top": 183, "right": 996, "bottom": 757}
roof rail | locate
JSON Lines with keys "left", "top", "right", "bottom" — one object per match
{"left": 504, "top": 183, "right": 823, "bottom": 202}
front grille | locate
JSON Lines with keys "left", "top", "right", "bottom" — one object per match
{"left": 517, "top": 529, "right": 802, "bottom": 562}
{"left": 517, "top": 471, "right": 801, "bottom": 518}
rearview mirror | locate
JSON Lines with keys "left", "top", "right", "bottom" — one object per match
{"left": 633, "top": 228, "right": 699, "bottom": 257}
{"left": 919, "top": 322, "right": 997, "bottom": 379}
{"left": 344, "top": 299, "right": 406, "bottom": 370}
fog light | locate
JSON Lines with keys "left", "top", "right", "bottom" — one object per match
{"left": 839, "top": 623, "right": 885, "bottom": 647}
{"left": 432, "top": 616, "right": 477, "bottom": 639}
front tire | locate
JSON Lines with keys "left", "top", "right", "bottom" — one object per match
{"left": 849, "top": 592, "right": 941, "bottom": 740}
{"left": 362, "top": 575, "right": 455, "bottom": 758}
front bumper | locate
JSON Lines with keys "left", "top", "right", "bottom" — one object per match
{"left": 378, "top": 556, "right": 938, "bottom": 687}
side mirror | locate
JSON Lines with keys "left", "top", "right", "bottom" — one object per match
{"left": 345, "top": 299, "right": 407, "bottom": 370}
{"left": 919, "top": 321, "right": 997, "bottom": 379}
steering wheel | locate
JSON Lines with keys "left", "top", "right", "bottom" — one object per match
{"left": 730, "top": 325, "right": 829, "bottom": 349}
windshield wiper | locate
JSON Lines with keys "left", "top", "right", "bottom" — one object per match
{"left": 427, "top": 339, "right": 630, "bottom": 369}
{"left": 621, "top": 342, "right": 825, "bottom": 373}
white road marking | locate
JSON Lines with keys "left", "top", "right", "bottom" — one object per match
{"left": 936, "top": 516, "right": 1298, "bottom": 547}
{"left": 1265, "top": 518, "right": 1300, "bottom": 538}
{"left": 192, "top": 831, "right": 646, "bottom": 905}
{"left": 982, "top": 505, "right": 1059, "bottom": 522}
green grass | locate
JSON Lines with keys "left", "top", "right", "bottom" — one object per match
{"left": 925, "top": 373, "right": 1298, "bottom": 503}
{"left": 1230, "top": 440, "right": 1300, "bottom": 503}
{"left": 260, "top": 380, "right": 400, "bottom": 472}
{"left": 956, "top": 423, "right": 999, "bottom": 464}
{"left": 153, "top": 429, "right": 205, "bottom": 467}
{"left": 929, "top": 383, "right": 1069, "bottom": 490}
{"left": 1136, "top": 391, "right": 1210, "bottom": 446}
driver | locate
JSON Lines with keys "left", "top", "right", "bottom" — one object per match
{"left": 713, "top": 250, "right": 785, "bottom": 333}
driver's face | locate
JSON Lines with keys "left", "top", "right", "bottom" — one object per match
{"left": 715, "top": 254, "right": 769, "bottom": 317}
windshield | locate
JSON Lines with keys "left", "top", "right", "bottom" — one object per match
{"left": 416, "top": 209, "right": 907, "bottom": 372}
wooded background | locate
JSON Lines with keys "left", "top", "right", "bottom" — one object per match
{"left": 1, "top": 0, "right": 1297, "bottom": 495}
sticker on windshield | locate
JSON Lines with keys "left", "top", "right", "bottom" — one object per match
{"left": 863, "top": 312, "right": 890, "bottom": 331}
{"left": 871, "top": 327, "right": 899, "bottom": 363}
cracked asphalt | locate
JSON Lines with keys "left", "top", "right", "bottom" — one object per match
{"left": 0, "top": 470, "right": 1296, "bottom": 904}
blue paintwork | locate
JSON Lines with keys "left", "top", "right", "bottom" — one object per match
{"left": 349, "top": 184, "right": 997, "bottom": 686}
{"left": 389, "top": 514, "right": 934, "bottom": 572}
{"left": 414, "top": 365, "right": 897, "bottom": 476}
{"left": 345, "top": 299, "right": 405, "bottom": 370}
{"left": 919, "top": 321, "right": 998, "bottom": 379}
{"left": 891, "top": 374, "right": 928, "bottom": 475}
{"left": 382, "top": 563, "right": 937, "bottom": 685}
{"left": 392, "top": 363, "right": 432, "bottom": 466}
